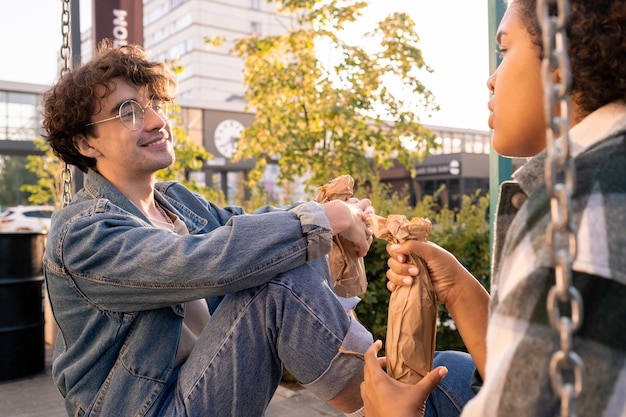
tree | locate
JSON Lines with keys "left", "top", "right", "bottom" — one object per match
{"left": 156, "top": 123, "right": 227, "bottom": 205}
{"left": 17, "top": 58, "right": 226, "bottom": 208}
{"left": 19, "top": 138, "right": 64, "bottom": 208}
{"left": 0, "top": 155, "right": 40, "bottom": 207}
{"left": 208, "top": 0, "right": 439, "bottom": 193}
{"left": 19, "top": 131, "right": 219, "bottom": 209}
{"left": 357, "top": 185, "right": 491, "bottom": 352}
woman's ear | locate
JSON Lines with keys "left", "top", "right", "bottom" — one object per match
{"left": 550, "top": 68, "right": 585, "bottom": 124}
{"left": 73, "top": 134, "right": 100, "bottom": 158}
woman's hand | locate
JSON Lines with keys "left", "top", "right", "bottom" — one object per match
{"left": 324, "top": 198, "right": 374, "bottom": 257}
{"left": 386, "top": 241, "right": 490, "bottom": 377}
{"left": 361, "top": 340, "right": 447, "bottom": 417}
{"left": 386, "top": 240, "right": 473, "bottom": 306}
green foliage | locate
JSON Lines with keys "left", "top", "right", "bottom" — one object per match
{"left": 20, "top": 138, "right": 63, "bottom": 208}
{"left": 156, "top": 123, "right": 226, "bottom": 205}
{"left": 357, "top": 237, "right": 394, "bottom": 339}
{"left": 0, "top": 155, "right": 40, "bottom": 207}
{"left": 19, "top": 134, "right": 222, "bottom": 209}
{"left": 154, "top": 103, "right": 228, "bottom": 205}
{"left": 356, "top": 187, "right": 491, "bottom": 352}
{"left": 19, "top": 104, "right": 227, "bottom": 209}
{"left": 208, "top": 0, "right": 439, "bottom": 193}
{"left": 428, "top": 191, "right": 490, "bottom": 351}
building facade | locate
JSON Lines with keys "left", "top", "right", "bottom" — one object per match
{"left": 142, "top": 0, "right": 288, "bottom": 110}
{"left": 0, "top": 81, "right": 47, "bottom": 156}
{"left": 138, "top": 0, "right": 504, "bottom": 204}
{"left": 1, "top": 1, "right": 520, "bottom": 207}
{"left": 114, "top": 0, "right": 291, "bottom": 200}
{"left": 0, "top": 75, "right": 511, "bottom": 208}
{"left": 380, "top": 125, "right": 493, "bottom": 211}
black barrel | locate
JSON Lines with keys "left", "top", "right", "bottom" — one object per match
{"left": 0, "top": 232, "right": 46, "bottom": 381}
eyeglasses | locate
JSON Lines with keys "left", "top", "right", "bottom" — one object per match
{"left": 86, "top": 97, "right": 173, "bottom": 131}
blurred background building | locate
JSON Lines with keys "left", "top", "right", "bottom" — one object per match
{"left": 0, "top": 0, "right": 512, "bottom": 209}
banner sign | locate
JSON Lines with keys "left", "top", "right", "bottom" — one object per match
{"left": 93, "top": 0, "right": 144, "bottom": 47}
{"left": 415, "top": 160, "right": 461, "bottom": 176}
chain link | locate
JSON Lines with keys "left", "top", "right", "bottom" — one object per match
{"left": 60, "top": 0, "right": 73, "bottom": 207}
{"left": 537, "top": 1, "right": 584, "bottom": 416}
{"left": 62, "top": 165, "right": 73, "bottom": 207}
{"left": 60, "top": 0, "right": 72, "bottom": 77}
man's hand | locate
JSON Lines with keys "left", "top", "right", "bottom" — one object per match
{"left": 324, "top": 199, "right": 374, "bottom": 257}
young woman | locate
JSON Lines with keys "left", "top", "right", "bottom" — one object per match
{"left": 361, "top": 0, "right": 626, "bottom": 416}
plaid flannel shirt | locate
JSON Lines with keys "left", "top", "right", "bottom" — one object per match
{"left": 462, "top": 101, "right": 626, "bottom": 416}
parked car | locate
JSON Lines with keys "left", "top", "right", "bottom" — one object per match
{"left": 0, "top": 205, "right": 54, "bottom": 233}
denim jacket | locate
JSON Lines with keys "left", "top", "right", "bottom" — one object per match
{"left": 44, "top": 170, "right": 334, "bottom": 417}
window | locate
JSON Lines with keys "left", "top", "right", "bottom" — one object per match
{"left": 0, "top": 91, "right": 41, "bottom": 141}
{"left": 250, "top": 21, "right": 262, "bottom": 36}
{"left": 180, "top": 107, "right": 204, "bottom": 147}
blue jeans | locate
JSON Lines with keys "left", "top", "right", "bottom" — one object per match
{"left": 158, "top": 258, "right": 373, "bottom": 416}
{"left": 425, "top": 350, "right": 477, "bottom": 417}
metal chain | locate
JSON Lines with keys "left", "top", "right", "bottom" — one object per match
{"left": 60, "top": 0, "right": 71, "bottom": 77}
{"left": 537, "top": 1, "right": 584, "bottom": 416}
{"left": 60, "top": 0, "right": 73, "bottom": 207}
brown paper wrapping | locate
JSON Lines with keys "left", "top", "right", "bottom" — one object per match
{"left": 315, "top": 175, "right": 367, "bottom": 298}
{"left": 370, "top": 214, "right": 437, "bottom": 384}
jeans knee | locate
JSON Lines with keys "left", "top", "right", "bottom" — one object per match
{"left": 427, "top": 350, "right": 476, "bottom": 416}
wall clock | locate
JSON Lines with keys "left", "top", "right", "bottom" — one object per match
{"left": 214, "top": 118, "right": 244, "bottom": 159}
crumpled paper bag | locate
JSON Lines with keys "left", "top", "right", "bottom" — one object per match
{"left": 370, "top": 214, "right": 437, "bottom": 384}
{"left": 315, "top": 175, "right": 367, "bottom": 298}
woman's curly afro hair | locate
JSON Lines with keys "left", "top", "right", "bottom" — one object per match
{"left": 513, "top": 0, "right": 626, "bottom": 115}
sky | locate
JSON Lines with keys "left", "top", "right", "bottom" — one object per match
{"left": 0, "top": 0, "right": 491, "bottom": 131}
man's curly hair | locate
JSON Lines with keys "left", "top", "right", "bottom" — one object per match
{"left": 513, "top": 0, "right": 626, "bottom": 115}
{"left": 42, "top": 40, "right": 177, "bottom": 173}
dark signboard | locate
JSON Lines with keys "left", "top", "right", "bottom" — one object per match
{"left": 92, "top": 0, "right": 143, "bottom": 47}
{"left": 415, "top": 160, "right": 462, "bottom": 177}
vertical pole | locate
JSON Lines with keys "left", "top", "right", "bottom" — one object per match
{"left": 221, "top": 172, "right": 228, "bottom": 201}
{"left": 488, "top": 0, "right": 510, "bottom": 254}
{"left": 71, "top": 0, "right": 81, "bottom": 69}
{"left": 70, "top": 0, "right": 84, "bottom": 193}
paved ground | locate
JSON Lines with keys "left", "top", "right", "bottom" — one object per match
{"left": 0, "top": 344, "right": 343, "bottom": 417}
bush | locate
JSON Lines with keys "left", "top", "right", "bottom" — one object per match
{"left": 356, "top": 185, "right": 491, "bottom": 352}
{"left": 237, "top": 177, "right": 491, "bottom": 352}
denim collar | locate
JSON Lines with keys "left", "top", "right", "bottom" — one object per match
{"left": 83, "top": 169, "right": 208, "bottom": 233}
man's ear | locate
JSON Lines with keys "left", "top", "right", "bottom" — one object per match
{"left": 73, "top": 134, "right": 100, "bottom": 158}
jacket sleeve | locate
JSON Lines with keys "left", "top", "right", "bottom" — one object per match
{"left": 51, "top": 198, "right": 333, "bottom": 312}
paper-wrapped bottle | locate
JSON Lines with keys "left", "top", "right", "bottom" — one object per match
{"left": 315, "top": 175, "right": 367, "bottom": 298}
{"left": 370, "top": 214, "right": 437, "bottom": 384}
